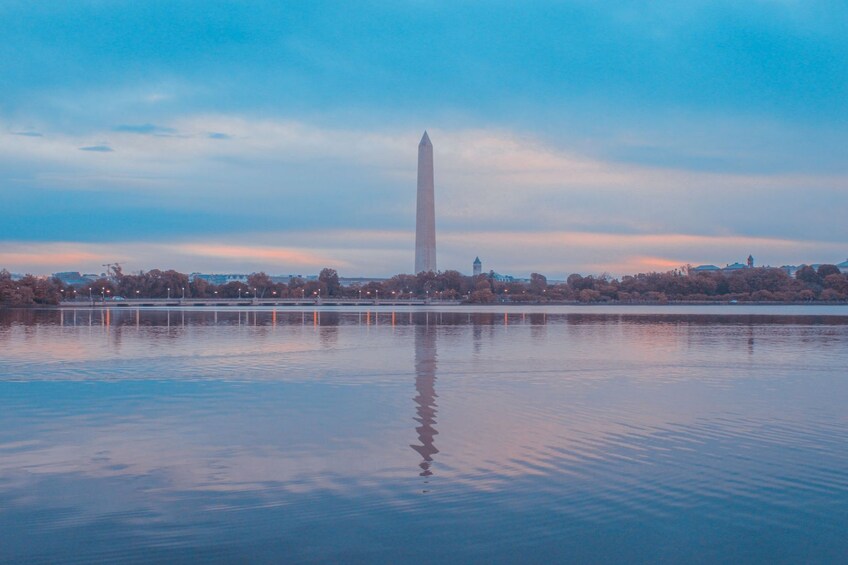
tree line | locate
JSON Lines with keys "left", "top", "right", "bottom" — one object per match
{"left": 2, "top": 264, "right": 847, "bottom": 306}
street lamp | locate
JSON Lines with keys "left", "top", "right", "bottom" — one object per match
{"left": 238, "top": 288, "right": 242, "bottom": 299}
{"left": 181, "top": 287, "right": 185, "bottom": 300}
{"left": 167, "top": 287, "right": 171, "bottom": 300}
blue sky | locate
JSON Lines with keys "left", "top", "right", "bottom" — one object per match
{"left": 2, "top": 1, "right": 847, "bottom": 276}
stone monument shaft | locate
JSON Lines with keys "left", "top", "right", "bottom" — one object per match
{"left": 415, "top": 131, "right": 437, "bottom": 274}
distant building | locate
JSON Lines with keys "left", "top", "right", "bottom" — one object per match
{"left": 838, "top": 260, "right": 848, "bottom": 274}
{"left": 489, "top": 271, "right": 513, "bottom": 283}
{"left": 691, "top": 264, "right": 721, "bottom": 274}
{"left": 338, "top": 276, "right": 387, "bottom": 286}
{"left": 488, "top": 271, "right": 530, "bottom": 283}
{"left": 191, "top": 273, "right": 327, "bottom": 286}
{"left": 691, "top": 254, "right": 760, "bottom": 275}
{"left": 270, "top": 274, "right": 318, "bottom": 283}
{"left": 190, "top": 273, "right": 249, "bottom": 285}
{"left": 473, "top": 257, "right": 482, "bottom": 277}
{"left": 781, "top": 265, "right": 800, "bottom": 277}
{"left": 52, "top": 272, "right": 95, "bottom": 287}
{"left": 722, "top": 262, "right": 748, "bottom": 272}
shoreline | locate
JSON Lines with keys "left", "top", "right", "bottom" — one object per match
{"left": 4, "top": 300, "right": 848, "bottom": 310}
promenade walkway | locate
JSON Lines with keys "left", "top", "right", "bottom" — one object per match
{"left": 60, "top": 298, "right": 460, "bottom": 307}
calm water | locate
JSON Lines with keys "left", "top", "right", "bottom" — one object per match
{"left": 1, "top": 306, "right": 847, "bottom": 563}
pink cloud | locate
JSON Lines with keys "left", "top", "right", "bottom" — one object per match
{"left": 173, "top": 243, "right": 345, "bottom": 268}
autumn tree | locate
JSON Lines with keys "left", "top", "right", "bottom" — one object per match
{"left": 303, "top": 279, "right": 328, "bottom": 298}
{"left": 529, "top": 273, "right": 548, "bottom": 295}
{"left": 219, "top": 281, "right": 249, "bottom": 298}
{"left": 817, "top": 264, "right": 841, "bottom": 278}
{"left": 318, "top": 268, "right": 341, "bottom": 296}
{"left": 248, "top": 272, "right": 274, "bottom": 298}
{"left": 795, "top": 265, "right": 822, "bottom": 286}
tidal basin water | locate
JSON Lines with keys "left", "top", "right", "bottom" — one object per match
{"left": 2, "top": 306, "right": 848, "bottom": 563}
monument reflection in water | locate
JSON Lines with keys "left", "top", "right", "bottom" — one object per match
{"left": 2, "top": 306, "right": 848, "bottom": 563}
{"left": 412, "top": 324, "right": 439, "bottom": 477}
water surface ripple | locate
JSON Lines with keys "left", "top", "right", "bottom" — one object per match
{"left": 1, "top": 307, "right": 847, "bottom": 563}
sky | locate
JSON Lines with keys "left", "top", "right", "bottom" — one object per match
{"left": 2, "top": 0, "right": 847, "bottom": 278}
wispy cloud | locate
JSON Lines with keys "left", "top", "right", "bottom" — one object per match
{"left": 1, "top": 228, "right": 844, "bottom": 278}
{"left": 113, "top": 123, "right": 177, "bottom": 136}
{"left": 79, "top": 145, "right": 114, "bottom": 152}
{"left": 174, "top": 243, "right": 343, "bottom": 269}
{"left": 12, "top": 131, "right": 42, "bottom": 137}
{"left": 2, "top": 116, "right": 846, "bottom": 274}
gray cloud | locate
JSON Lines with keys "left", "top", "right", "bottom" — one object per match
{"left": 114, "top": 124, "right": 177, "bottom": 135}
{"left": 79, "top": 145, "right": 114, "bottom": 152}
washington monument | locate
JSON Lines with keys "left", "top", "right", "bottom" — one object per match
{"left": 415, "top": 131, "right": 437, "bottom": 274}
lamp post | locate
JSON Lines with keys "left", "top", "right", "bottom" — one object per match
{"left": 167, "top": 287, "right": 171, "bottom": 300}
{"left": 181, "top": 287, "right": 185, "bottom": 301}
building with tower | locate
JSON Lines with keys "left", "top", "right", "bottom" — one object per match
{"left": 473, "top": 257, "right": 482, "bottom": 277}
